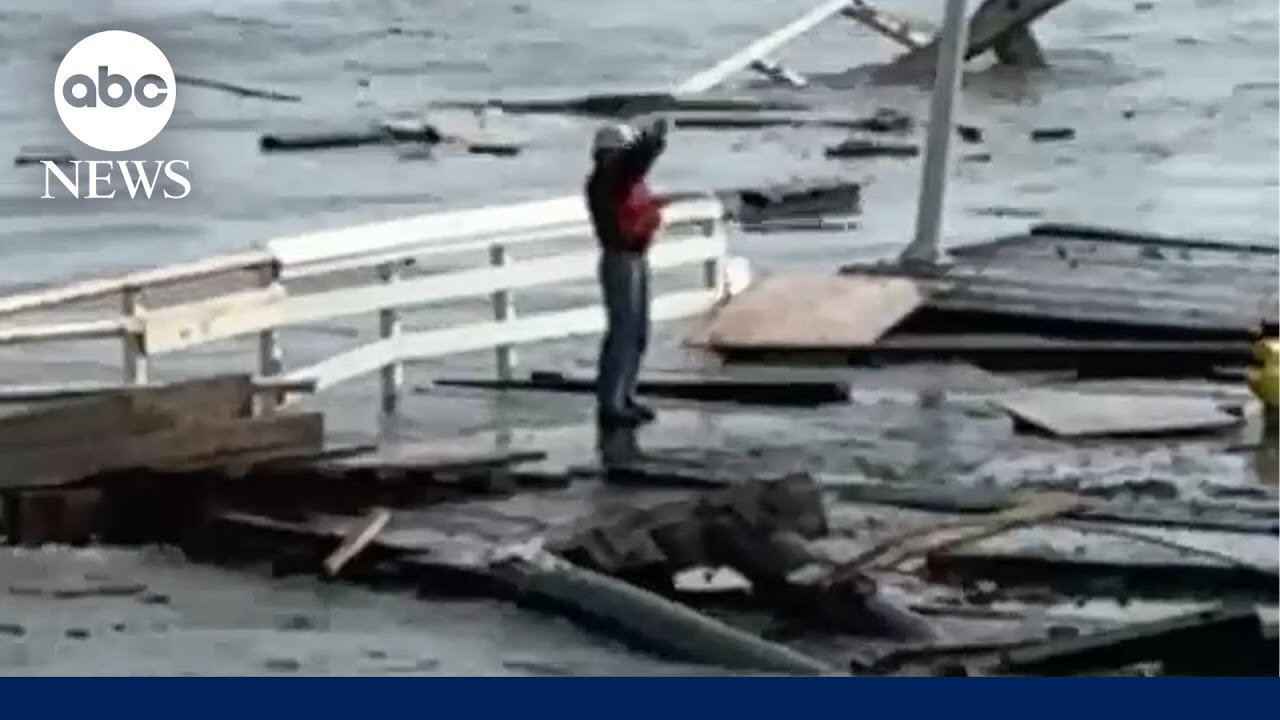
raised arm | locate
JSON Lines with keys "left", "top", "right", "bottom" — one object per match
{"left": 613, "top": 117, "right": 669, "bottom": 183}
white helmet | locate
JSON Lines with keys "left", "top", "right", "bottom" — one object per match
{"left": 591, "top": 122, "right": 637, "bottom": 154}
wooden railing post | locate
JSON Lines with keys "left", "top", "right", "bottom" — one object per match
{"left": 120, "top": 285, "right": 147, "bottom": 385}
{"left": 489, "top": 243, "right": 516, "bottom": 381}
{"left": 377, "top": 261, "right": 403, "bottom": 415}
{"left": 257, "top": 261, "right": 285, "bottom": 412}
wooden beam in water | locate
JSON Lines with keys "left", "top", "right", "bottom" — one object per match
{"left": 841, "top": 0, "right": 934, "bottom": 50}
{"left": 885, "top": 0, "right": 1069, "bottom": 76}
{"left": 674, "top": 0, "right": 854, "bottom": 94}
{"left": 747, "top": 58, "right": 809, "bottom": 88}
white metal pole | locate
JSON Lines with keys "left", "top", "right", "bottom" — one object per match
{"left": 900, "top": 0, "right": 969, "bottom": 266}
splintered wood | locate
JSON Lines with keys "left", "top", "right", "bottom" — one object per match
{"left": 0, "top": 374, "right": 315, "bottom": 492}
{"left": 324, "top": 507, "right": 392, "bottom": 577}
{"left": 687, "top": 273, "right": 929, "bottom": 350}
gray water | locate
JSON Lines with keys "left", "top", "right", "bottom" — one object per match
{"left": 0, "top": 0, "right": 1276, "bottom": 674}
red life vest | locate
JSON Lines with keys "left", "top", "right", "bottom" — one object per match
{"left": 615, "top": 181, "right": 662, "bottom": 252}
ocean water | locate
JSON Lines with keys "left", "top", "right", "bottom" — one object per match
{"left": 0, "top": 0, "right": 1276, "bottom": 674}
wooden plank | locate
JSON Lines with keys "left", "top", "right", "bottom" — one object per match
{"left": 841, "top": 1, "right": 933, "bottom": 49}
{"left": 324, "top": 507, "right": 392, "bottom": 577}
{"left": 433, "top": 369, "right": 851, "bottom": 406}
{"left": 1, "top": 412, "right": 323, "bottom": 489}
{"left": 686, "top": 273, "right": 930, "bottom": 350}
{"left": 0, "top": 376, "right": 315, "bottom": 404}
{"left": 823, "top": 478, "right": 1279, "bottom": 535}
{"left": 717, "top": 334, "right": 1252, "bottom": 374}
{"left": 675, "top": 0, "right": 854, "bottom": 94}
{"left": 994, "top": 389, "right": 1242, "bottom": 439}
{"left": 144, "top": 233, "right": 722, "bottom": 355}
{"left": 0, "top": 374, "right": 256, "bottom": 451}
{"left": 995, "top": 606, "right": 1275, "bottom": 676}
{"left": 926, "top": 524, "right": 1279, "bottom": 600}
{"left": 886, "top": 0, "right": 1070, "bottom": 75}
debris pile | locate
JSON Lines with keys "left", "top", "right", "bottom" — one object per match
{"left": 1, "top": 373, "right": 1274, "bottom": 676}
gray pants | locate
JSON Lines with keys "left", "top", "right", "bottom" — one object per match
{"left": 596, "top": 249, "right": 649, "bottom": 416}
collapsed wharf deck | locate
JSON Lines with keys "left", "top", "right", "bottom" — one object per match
{"left": 0, "top": 364, "right": 1275, "bottom": 675}
{"left": 706, "top": 223, "right": 1277, "bottom": 375}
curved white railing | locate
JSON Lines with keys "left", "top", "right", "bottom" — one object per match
{"left": 0, "top": 193, "right": 749, "bottom": 413}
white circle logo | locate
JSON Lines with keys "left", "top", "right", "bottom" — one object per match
{"left": 54, "top": 30, "right": 176, "bottom": 153}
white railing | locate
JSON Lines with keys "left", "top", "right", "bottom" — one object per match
{"left": 0, "top": 193, "right": 747, "bottom": 414}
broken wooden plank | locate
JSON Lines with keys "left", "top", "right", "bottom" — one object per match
{"left": 885, "top": 0, "right": 1070, "bottom": 76}
{"left": 995, "top": 605, "right": 1276, "bottom": 676}
{"left": 431, "top": 369, "right": 851, "bottom": 407}
{"left": 324, "top": 507, "right": 392, "bottom": 577}
{"left": 321, "top": 448, "right": 548, "bottom": 473}
{"left": 1026, "top": 223, "right": 1280, "bottom": 257}
{"left": 686, "top": 273, "right": 931, "bottom": 350}
{"left": 841, "top": 492, "right": 1084, "bottom": 573}
{"left": 841, "top": 1, "right": 933, "bottom": 50}
{"left": 926, "top": 524, "right": 1280, "bottom": 601}
{"left": 0, "top": 374, "right": 256, "bottom": 451}
{"left": 716, "top": 334, "right": 1253, "bottom": 375}
{"left": 1, "top": 412, "right": 324, "bottom": 490}
{"left": 674, "top": 0, "right": 855, "bottom": 94}
{"left": 201, "top": 508, "right": 837, "bottom": 674}
{"left": 823, "top": 478, "right": 1280, "bottom": 535}
{"left": 993, "top": 389, "right": 1243, "bottom": 439}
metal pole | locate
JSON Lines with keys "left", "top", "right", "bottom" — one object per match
{"left": 900, "top": 0, "right": 969, "bottom": 266}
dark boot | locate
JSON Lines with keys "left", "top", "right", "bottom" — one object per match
{"left": 626, "top": 398, "right": 656, "bottom": 423}
{"left": 597, "top": 406, "right": 644, "bottom": 429}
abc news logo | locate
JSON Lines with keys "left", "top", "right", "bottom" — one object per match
{"left": 43, "top": 30, "right": 190, "bottom": 200}
{"left": 61, "top": 66, "right": 170, "bottom": 109}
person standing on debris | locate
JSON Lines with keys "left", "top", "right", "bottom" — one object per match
{"left": 585, "top": 116, "right": 671, "bottom": 428}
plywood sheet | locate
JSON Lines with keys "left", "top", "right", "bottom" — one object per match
{"left": 995, "top": 389, "right": 1242, "bottom": 439}
{"left": 687, "top": 273, "right": 929, "bottom": 350}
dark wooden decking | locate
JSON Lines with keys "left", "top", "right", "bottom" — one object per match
{"left": 894, "top": 223, "right": 1278, "bottom": 341}
{"left": 706, "top": 223, "right": 1276, "bottom": 374}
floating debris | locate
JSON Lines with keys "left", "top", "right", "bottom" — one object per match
{"left": 431, "top": 369, "right": 851, "bottom": 406}
{"left": 825, "top": 138, "right": 920, "bottom": 159}
{"left": 174, "top": 74, "right": 301, "bottom": 103}
{"left": 1031, "top": 127, "right": 1076, "bottom": 142}
{"left": 13, "top": 145, "right": 75, "bottom": 167}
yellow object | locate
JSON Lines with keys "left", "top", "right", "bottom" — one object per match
{"left": 1246, "top": 336, "right": 1279, "bottom": 411}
